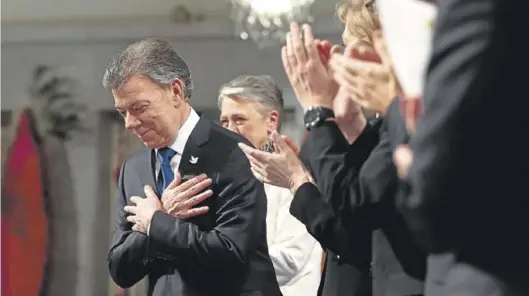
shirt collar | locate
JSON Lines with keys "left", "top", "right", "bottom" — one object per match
{"left": 157, "top": 108, "right": 200, "bottom": 155}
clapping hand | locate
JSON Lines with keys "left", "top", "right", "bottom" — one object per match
{"left": 239, "top": 131, "right": 312, "bottom": 194}
{"left": 329, "top": 30, "right": 401, "bottom": 115}
{"left": 315, "top": 39, "right": 342, "bottom": 66}
{"left": 282, "top": 22, "right": 339, "bottom": 110}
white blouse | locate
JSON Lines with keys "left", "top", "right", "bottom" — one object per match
{"left": 264, "top": 184, "right": 323, "bottom": 296}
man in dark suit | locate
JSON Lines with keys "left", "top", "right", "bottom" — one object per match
{"left": 102, "top": 38, "right": 282, "bottom": 296}
{"left": 394, "top": 0, "right": 529, "bottom": 295}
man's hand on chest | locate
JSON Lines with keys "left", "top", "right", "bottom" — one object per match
{"left": 160, "top": 172, "right": 213, "bottom": 219}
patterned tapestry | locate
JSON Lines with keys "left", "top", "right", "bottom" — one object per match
{"left": 1, "top": 108, "right": 50, "bottom": 296}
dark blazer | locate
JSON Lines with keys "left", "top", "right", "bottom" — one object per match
{"left": 290, "top": 120, "right": 378, "bottom": 296}
{"left": 290, "top": 107, "right": 425, "bottom": 296}
{"left": 374, "top": 100, "right": 425, "bottom": 296}
{"left": 318, "top": 250, "right": 372, "bottom": 296}
{"left": 399, "top": 0, "right": 529, "bottom": 294}
{"left": 108, "top": 117, "right": 282, "bottom": 296}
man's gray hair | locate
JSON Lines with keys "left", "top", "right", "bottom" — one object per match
{"left": 102, "top": 38, "right": 194, "bottom": 98}
{"left": 218, "top": 75, "right": 284, "bottom": 127}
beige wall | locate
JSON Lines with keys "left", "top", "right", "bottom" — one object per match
{"left": 1, "top": 0, "right": 335, "bottom": 24}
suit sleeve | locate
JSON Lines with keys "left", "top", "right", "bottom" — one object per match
{"left": 268, "top": 188, "right": 322, "bottom": 286}
{"left": 288, "top": 120, "right": 382, "bottom": 265}
{"left": 290, "top": 182, "right": 367, "bottom": 265}
{"left": 292, "top": 117, "right": 427, "bottom": 278}
{"left": 107, "top": 160, "right": 151, "bottom": 288}
{"left": 146, "top": 146, "right": 267, "bottom": 272}
{"left": 297, "top": 120, "right": 386, "bottom": 230}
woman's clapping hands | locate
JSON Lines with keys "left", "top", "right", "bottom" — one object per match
{"left": 238, "top": 131, "right": 313, "bottom": 194}
{"left": 329, "top": 30, "right": 402, "bottom": 115}
{"left": 282, "top": 23, "right": 339, "bottom": 110}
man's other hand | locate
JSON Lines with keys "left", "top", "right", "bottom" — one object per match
{"left": 125, "top": 186, "right": 163, "bottom": 233}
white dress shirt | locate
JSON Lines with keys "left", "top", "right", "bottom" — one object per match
{"left": 154, "top": 108, "right": 200, "bottom": 175}
{"left": 264, "top": 184, "right": 323, "bottom": 296}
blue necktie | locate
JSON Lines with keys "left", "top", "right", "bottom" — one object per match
{"left": 156, "top": 147, "right": 177, "bottom": 194}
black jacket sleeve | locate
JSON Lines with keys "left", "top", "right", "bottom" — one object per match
{"left": 107, "top": 160, "right": 151, "bottom": 288}
{"left": 290, "top": 182, "right": 372, "bottom": 266}
{"left": 299, "top": 120, "right": 384, "bottom": 230}
{"left": 288, "top": 120, "right": 380, "bottom": 267}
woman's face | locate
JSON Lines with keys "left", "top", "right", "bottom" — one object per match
{"left": 219, "top": 96, "right": 279, "bottom": 149}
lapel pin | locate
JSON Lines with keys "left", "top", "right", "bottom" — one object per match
{"left": 189, "top": 155, "right": 199, "bottom": 164}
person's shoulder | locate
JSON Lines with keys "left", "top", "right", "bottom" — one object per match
{"left": 121, "top": 147, "right": 150, "bottom": 169}
{"left": 208, "top": 121, "right": 254, "bottom": 151}
{"left": 202, "top": 122, "right": 256, "bottom": 174}
{"left": 205, "top": 122, "right": 258, "bottom": 183}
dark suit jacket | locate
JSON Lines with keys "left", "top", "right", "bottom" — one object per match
{"left": 373, "top": 100, "right": 425, "bottom": 296}
{"left": 290, "top": 120, "right": 378, "bottom": 296}
{"left": 290, "top": 107, "right": 425, "bottom": 296}
{"left": 400, "top": 0, "right": 529, "bottom": 293}
{"left": 108, "top": 117, "right": 282, "bottom": 296}
{"left": 318, "top": 250, "right": 372, "bottom": 296}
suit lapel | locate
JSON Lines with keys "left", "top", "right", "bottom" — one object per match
{"left": 179, "top": 117, "right": 211, "bottom": 179}
{"left": 135, "top": 148, "right": 159, "bottom": 196}
{"left": 135, "top": 117, "right": 212, "bottom": 196}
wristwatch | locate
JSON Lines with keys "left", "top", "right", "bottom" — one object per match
{"left": 304, "top": 106, "right": 335, "bottom": 130}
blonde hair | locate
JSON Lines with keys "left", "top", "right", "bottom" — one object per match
{"left": 336, "top": 0, "right": 380, "bottom": 46}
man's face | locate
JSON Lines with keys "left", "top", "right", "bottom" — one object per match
{"left": 113, "top": 75, "right": 184, "bottom": 148}
{"left": 219, "top": 96, "right": 278, "bottom": 149}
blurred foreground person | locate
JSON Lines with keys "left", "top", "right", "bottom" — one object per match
{"left": 240, "top": 17, "right": 426, "bottom": 296}
{"left": 103, "top": 38, "right": 281, "bottom": 296}
{"left": 310, "top": 1, "right": 428, "bottom": 295}
{"left": 394, "top": 0, "right": 529, "bottom": 295}
{"left": 218, "top": 74, "right": 323, "bottom": 296}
